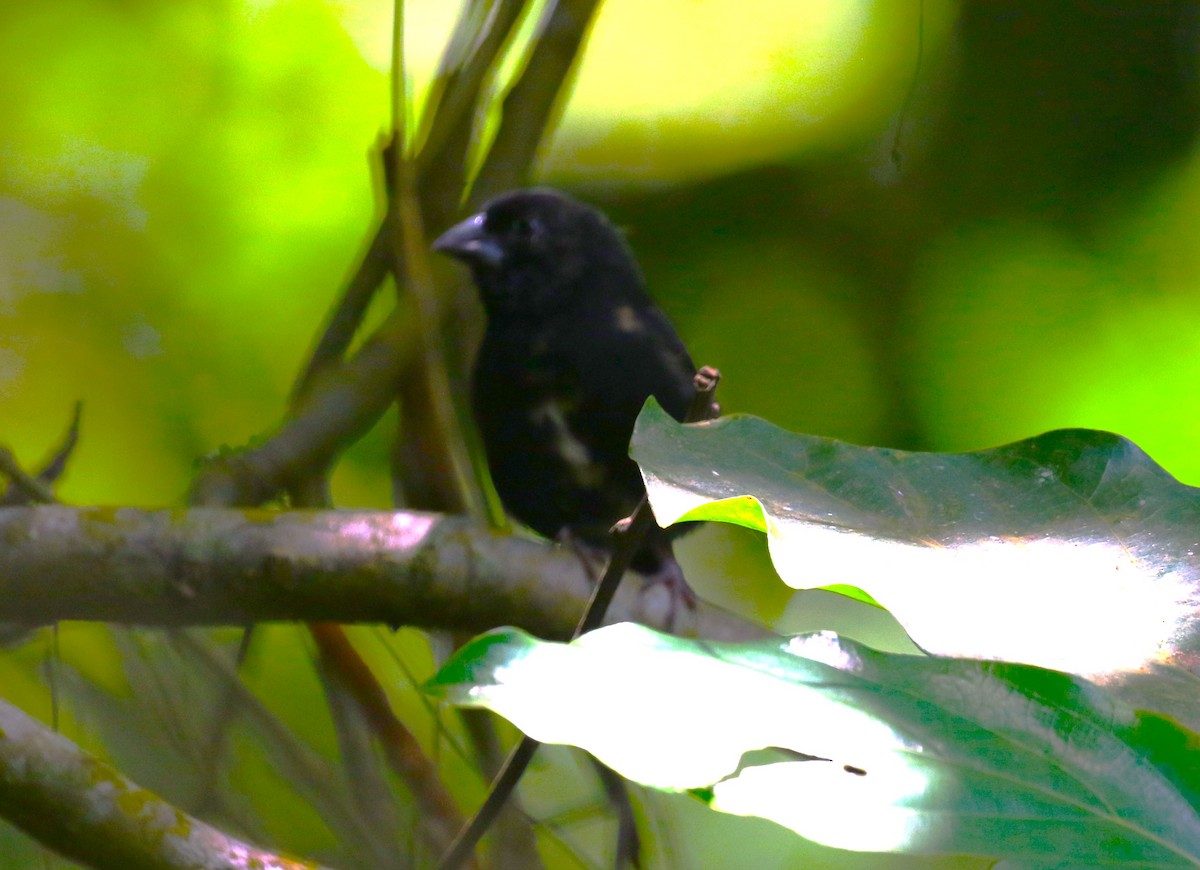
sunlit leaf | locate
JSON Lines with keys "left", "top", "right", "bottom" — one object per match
{"left": 428, "top": 623, "right": 1200, "bottom": 866}
{"left": 631, "top": 401, "right": 1200, "bottom": 727}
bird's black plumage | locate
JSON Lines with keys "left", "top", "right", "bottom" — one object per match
{"left": 433, "top": 188, "right": 697, "bottom": 573}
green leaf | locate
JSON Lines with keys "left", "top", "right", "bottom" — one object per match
{"left": 427, "top": 623, "right": 1200, "bottom": 866}
{"left": 631, "top": 401, "right": 1200, "bottom": 726}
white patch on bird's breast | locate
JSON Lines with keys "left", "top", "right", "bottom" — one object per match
{"left": 530, "top": 399, "right": 605, "bottom": 488}
{"left": 613, "top": 304, "right": 644, "bottom": 333}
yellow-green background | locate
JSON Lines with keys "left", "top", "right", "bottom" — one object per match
{"left": 1, "top": 0, "right": 1196, "bottom": 867}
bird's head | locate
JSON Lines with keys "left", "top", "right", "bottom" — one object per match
{"left": 432, "top": 188, "right": 644, "bottom": 319}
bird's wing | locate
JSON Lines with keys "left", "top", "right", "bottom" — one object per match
{"left": 572, "top": 301, "right": 696, "bottom": 421}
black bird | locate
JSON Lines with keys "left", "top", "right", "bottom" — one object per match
{"left": 433, "top": 188, "right": 698, "bottom": 584}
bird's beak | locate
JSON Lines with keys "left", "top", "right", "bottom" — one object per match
{"left": 432, "top": 213, "right": 505, "bottom": 268}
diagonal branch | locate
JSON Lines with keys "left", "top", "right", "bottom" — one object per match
{"left": 0, "top": 401, "right": 81, "bottom": 505}
{"left": 0, "top": 698, "right": 330, "bottom": 870}
{"left": 190, "top": 0, "right": 603, "bottom": 513}
{"left": 188, "top": 299, "right": 422, "bottom": 507}
{"left": 469, "top": 0, "right": 603, "bottom": 207}
{"left": 417, "top": 0, "right": 529, "bottom": 231}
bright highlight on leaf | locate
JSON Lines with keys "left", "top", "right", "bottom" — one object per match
{"left": 631, "top": 401, "right": 1200, "bottom": 730}
{"left": 427, "top": 624, "right": 1200, "bottom": 865}
{"left": 434, "top": 623, "right": 912, "bottom": 789}
{"left": 713, "top": 754, "right": 930, "bottom": 854}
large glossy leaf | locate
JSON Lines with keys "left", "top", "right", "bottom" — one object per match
{"left": 427, "top": 623, "right": 1200, "bottom": 866}
{"left": 631, "top": 401, "right": 1200, "bottom": 727}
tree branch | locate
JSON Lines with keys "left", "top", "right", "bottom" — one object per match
{"left": 416, "top": 0, "right": 528, "bottom": 230}
{"left": 188, "top": 299, "right": 422, "bottom": 507}
{"left": 469, "top": 0, "right": 603, "bottom": 207}
{"left": 0, "top": 698, "right": 328, "bottom": 870}
{"left": 0, "top": 506, "right": 765, "bottom": 642}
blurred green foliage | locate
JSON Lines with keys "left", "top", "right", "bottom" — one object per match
{"left": 6, "top": 0, "right": 1198, "bottom": 505}
{"left": 2, "top": 0, "right": 1200, "bottom": 866}
{"left": 0, "top": 0, "right": 388, "bottom": 506}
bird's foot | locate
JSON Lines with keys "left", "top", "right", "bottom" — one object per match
{"left": 556, "top": 528, "right": 607, "bottom": 583}
{"left": 558, "top": 527, "right": 697, "bottom": 632}
{"left": 640, "top": 558, "right": 697, "bottom": 633}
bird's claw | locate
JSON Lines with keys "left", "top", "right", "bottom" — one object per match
{"left": 557, "top": 527, "right": 607, "bottom": 582}
{"left": 641, "top": 558, "right": 697, "bottom": 633}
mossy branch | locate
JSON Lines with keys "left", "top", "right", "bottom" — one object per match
{"left": 0, "top": 505, "right": 763, "bottom": 642}
{"left": 0, "top": 698, "right": 329, "bottom": 870}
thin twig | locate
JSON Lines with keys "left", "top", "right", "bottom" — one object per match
{"left": 169, "top": 631, "right": 392, "bottom": 865}
{"left": 311, "top": 623, "right": 467, "bottom": 859}
{"left": 0, "top": 450, "right": 57, "bottom": 505}
{"left": 33, "top": 401, "right": 82, "bottom": 489}
{"left": 436, "top": 368, "right": 721, "bottom": 870}
{"left": 436, "top": 736, "right": 540, "bottom": 870}
{"left": 592, "top": 756, "right": 640, "bottom": 869}
{"left": 576, "top": 367, "right": 720, "bottom": 637}
{"left": 292, "top": 195, "right": 392, "bottom": 402}
{"left": 316, "top": 651, "right": 407, "bottom": 867}
{"left": 192, "top": 626, "right": 257, "bottom": 817}
{"left": 0, "top": 403, "right": 81, "bottom": 505}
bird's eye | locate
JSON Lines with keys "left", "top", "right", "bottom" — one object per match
{"left": 509, "top": 216, "right": 540, "bottom": 242}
